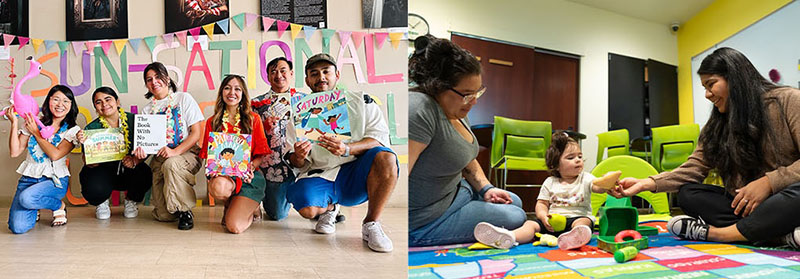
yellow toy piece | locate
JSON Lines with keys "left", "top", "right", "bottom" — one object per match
{"left": 532, "top": 232, "right": 558, "bottom": 247}
{"left": 549, "top": 213, "right": 567, "bottom": 232}
{"left": 468, "top": 242, "right": 494, "bottom": 250}
{"left": 594, "top": 170, "right": 622, "bottom": 189}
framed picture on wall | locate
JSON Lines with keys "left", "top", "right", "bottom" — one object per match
{"left": 0, "top": 0, "right": 29, "bottom": 45}
{"left": 261, "top": 0, "right": 327, "bottom": 30}
{"left": 165, "top": 0, "right": 230, "bottom": 34}
{"left": 362, "top": 0, "right": 407, "bottom": 28}
{"left": 66, "top": 0, "right": 128, "bottom": 41}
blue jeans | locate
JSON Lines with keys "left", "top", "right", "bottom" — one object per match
{"left": 8, "top": 176, "right": 70, "bottom": 234}
{"left": 262, "top": 171, "right": 295, "bottom": 221}
{"left": 409, "top": 181, "right": 527, "bottom": 246}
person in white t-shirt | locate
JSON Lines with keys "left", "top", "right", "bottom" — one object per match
{"left": 474, "top": 133, "right": 613, "bottom": 250}
{"left": 132, "top": 62, "right": 204, "bottom": 230}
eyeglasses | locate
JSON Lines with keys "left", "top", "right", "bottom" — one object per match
{"left": 449, "top": 86, "right": 487, "bottom": 104}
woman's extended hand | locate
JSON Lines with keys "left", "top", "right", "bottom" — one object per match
{"left": 484, "top": 188, "right": 512, "bottom": 204}
{"left": 732, "top": 176, "right": 771, "bottom": 217}
{"left": 609, "top": 177, "right": 656, "bottom": 198}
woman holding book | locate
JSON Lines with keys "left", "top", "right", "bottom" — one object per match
{"left": 132, "top": 62, "right": 205, "bottom": 230}
{"left": 199, "top": 74, "right": 270, "bottom": 234}
{"left": 77, "top": 86, "right": 152, "bottom": 220}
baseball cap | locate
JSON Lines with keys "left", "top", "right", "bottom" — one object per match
{"left": 305, "top": 53, "right": 337, "bottom": 71}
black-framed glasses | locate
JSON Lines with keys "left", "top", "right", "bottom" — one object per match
{"left": 450, "top": 86, "right": 487, "bottom": 104}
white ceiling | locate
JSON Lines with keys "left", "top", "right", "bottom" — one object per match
{"left": 566, "top": 0, "right": 715, "bottom": 26}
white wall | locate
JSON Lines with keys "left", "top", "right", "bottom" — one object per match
{"left": 0, "top": 0, "right": 408, "bottom": 207}
{"left": 410, "top": 0, "right": 678, "bottom": 169}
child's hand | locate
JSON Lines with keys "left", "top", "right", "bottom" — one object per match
{"left": 76, "top": 130, "right": 87, "bottom": 144}
{"left": 542, "top": 214, "right": 554, "bottom": 232}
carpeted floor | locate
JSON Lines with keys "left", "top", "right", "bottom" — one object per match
{"left": 408, "top": 221, "right": 800, "bottom": 279}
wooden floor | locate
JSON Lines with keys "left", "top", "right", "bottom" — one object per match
{"left": 0, "top": 205, "right": 408, "bottom": 278}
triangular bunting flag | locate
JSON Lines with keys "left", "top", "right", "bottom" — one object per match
{"left": 3, "top": 34, "right": 15, "bottom": 49}
{"left": 337, "top": 31, "right": 352, "bottom": 48}
{"left": 290, "top": 23, "right": 303, "bottom": 40}
{"left": 175, "top": 30, "right": 187, "bottom": 46}
{"left": 162, "top": 33, "right": 174, "bottom": 45}
{"left": 303, "top": 26, "right": 317, "bottom": 40}
{"left": 85, "top": 41, "right": 98, "bottom": 51}
{"left": 17, "top": 37, "right": 29, "bottom": 50}
{"left": 276, "top": 20, "right": 290, "bottom": 38}
{"left": 262, "top": 17, "right": 275, "bottom": 30}
{"left": 128, "top": 38, "right": 142, "bottom": 53}
{"left": 31, "top": 38, "right": 43, "bottom": 53}
{"left": 321, "top": 29, "right": 336, "bottom": 48}
{"left": 388, "top": 33, "right": 404, "bottom": 49}
{"left": 189, "top": 27, "right": 202, "bottom": 40}
{"left": 217, "top": 19, "right": 230, "bottom": 35}
{"left": 203, "top": 23, "right": 216, "bottom": 40}
{"left": 57, "top": 41, "right": 69, "bottom": 54}
{"left": 143, "top": 36, "right": 157, "bottom": 53}
{"left": 99, "top": 40, "right": 113, "bottom": 55}
{"left": 352, "top": 32, "right": 366, "bottom": 49}
{"left": 231, "top": 13, "right": 246, "bottom": 31}
{"left": 375, "top": 32, "right": 389, "bottom": 49}
{"left": 71, "top": 41, "right": 83, "bottom": 55}
{"left": 45, "top": 40, "right": 57, "bottom": 52}
{"left": 113, "top": 39, "right": 127, "bottom": 55}
{"left": 245, "top": 13, "right": 258, "bottom": 28}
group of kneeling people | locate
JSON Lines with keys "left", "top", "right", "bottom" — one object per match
{"left": 6, "top": 53, "right": 398, "bottom": 253}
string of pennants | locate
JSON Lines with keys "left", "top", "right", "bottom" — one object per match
{"left": 0, "top": 12, "right": 407, "bottom": 57}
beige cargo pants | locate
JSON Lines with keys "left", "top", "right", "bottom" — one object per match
{"left": 149, "top": 146, "right": 202, "bottom": 221}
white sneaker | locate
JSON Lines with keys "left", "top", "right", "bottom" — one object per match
{"left": 474, "top": 222, "right": 516, "bottom": 249}
{"left": 558, "top": 225, "right": 592, "bottom": 250}
{"left": 95, "top": 199, "right": 111, "bottom": 220}
{"left": 362, "top": 221, "right": 393, "bottom": 252}
{"left": 315, "top": 204, "right": 340, "bottom": 234}
{"left": 123, "top": 199, "right": 138, "bottom": 218}
{"left": 783, "top": 226, "right": 800, "bottom": 250}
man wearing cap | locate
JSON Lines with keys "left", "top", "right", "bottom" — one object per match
{"left": 285, "top": 53, "right": 398, "bottom": 253}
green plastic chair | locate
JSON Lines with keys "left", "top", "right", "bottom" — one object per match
{"left": 590, "top": 155, "right": 671, "bottom": 222}
{"left": 596, "top": 129, "right": 630, "bottom": 165}
{"left": 651, "top": 124, "right": 700, "bottom": 172}
{"left": 490, "top": 116, "right": 552, "bottom": 188}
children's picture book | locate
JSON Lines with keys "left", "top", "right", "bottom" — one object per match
{"left": 291, "top": 89, "right": 351, "bottom": 143}
{"left": 133, "top": 114, "right": 166, "bottom": 154}
{"left": 269, "top": 93, "right": 292, "bottom": 120}
{"left": 83, "top": 128, "right": 127, "bottom": 164}
{"left": 205, "top": 132, "right": 252, "bottom": 178}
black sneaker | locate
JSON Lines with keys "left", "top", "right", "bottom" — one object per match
{"left": 783, "top": 226, "right": 800, "bottom": 250}
{"left": 178, "top": 211, "right": 194, "bottom": 230}
{"left": 667, "top": 215, "right": 709, "bottom": 241}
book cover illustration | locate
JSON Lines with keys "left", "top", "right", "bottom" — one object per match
{"left": 83, "top": 128, "right": 127, "bottom": 164}
{"left": 205, "top": 132, "right": 252, "bottom": 178}
{"left": 291, "top": 90, "right": 351, "bottom": 143}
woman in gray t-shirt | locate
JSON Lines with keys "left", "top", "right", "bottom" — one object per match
{"left": 408, "top": 35, "right": 526, "bottom": 246}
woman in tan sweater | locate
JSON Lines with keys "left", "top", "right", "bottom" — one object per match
{"left": 612, "top": 47, "right": 800, "bottom": 248}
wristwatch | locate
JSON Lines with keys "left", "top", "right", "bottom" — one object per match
{"left": 341, "top": 144, "right": 351, "bottom": 157}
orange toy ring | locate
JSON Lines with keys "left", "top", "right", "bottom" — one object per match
{"left": 614, "top": 230, "right": 642, "bottom": 243}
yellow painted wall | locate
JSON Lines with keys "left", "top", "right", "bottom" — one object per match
{"left": 676, "top": 0, "right": 792, "bottom": 124}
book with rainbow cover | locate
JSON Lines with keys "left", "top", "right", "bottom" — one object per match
{"left": 205, "top": 132, "right": 252, "bottom": 178}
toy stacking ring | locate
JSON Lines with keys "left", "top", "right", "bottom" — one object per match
{"left": 614, "top": 230, "right": 642, "bottom": 243}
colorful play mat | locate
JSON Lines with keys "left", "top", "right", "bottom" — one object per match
{"left": 408, "top": 222, "right": 800, "bottom": 278}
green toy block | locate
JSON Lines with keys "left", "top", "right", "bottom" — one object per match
{"left": 598, "top": 206, "right": 639, "bottom": 238}
{"left": 637, "top": 226, "right": 659, "bottom": 236}
{"left": 598, "top": 236, "right": 649, "bottom": 253}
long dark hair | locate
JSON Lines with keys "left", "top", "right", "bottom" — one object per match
{"left": 697, "top": 47, "right": 780, "bottom": 188}
{"left": 41, "top": 85, "right": 79, "bottom": 128}
{"left": 409, "top": 35, "right": 481, "bottom": 97}
{"left": 545, "top": 132, "right": 578, "bottom": 178}
{"left": 211, "top": 75, "right": 253, "bottom": 134}
{"left": 143, "top": 62, "right": 178, "bottom": 99}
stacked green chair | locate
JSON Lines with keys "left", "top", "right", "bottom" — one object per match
{"left": 596, "top": 129, "right": 630, "bottom": 165}
{"left": 490, "top": 116, "right": 551, "bottom": 189}
{"left": 590, "top": 155, "right": 671, "bottom": 222}
{"left": 650, "top": 124, "right": 700, "bottom": 173}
